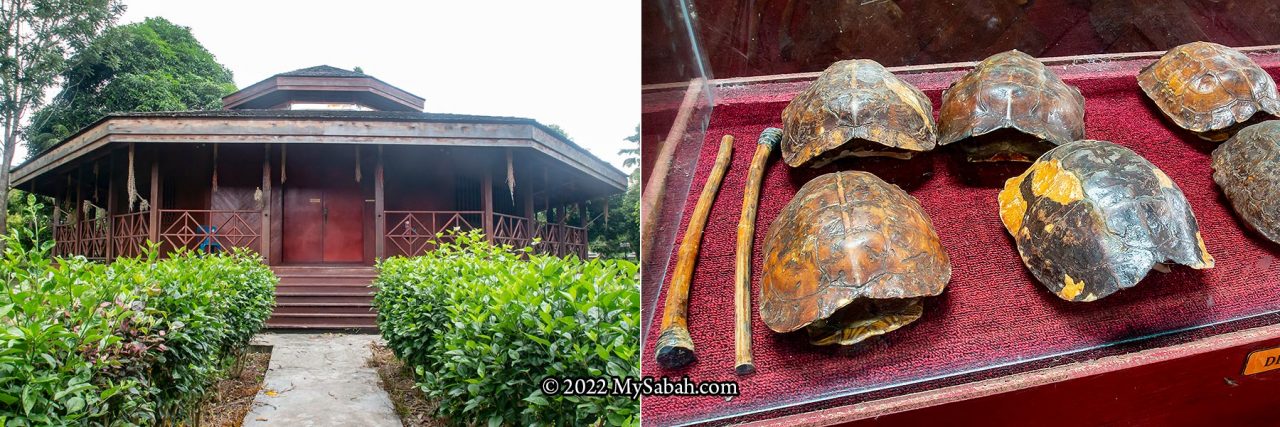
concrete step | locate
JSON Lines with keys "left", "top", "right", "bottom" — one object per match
{"left": 267, "top": 266, "right": 381, "bottom": 330}
{"left": 276, "top": 285, "right": 374, "bottom": 295}
{"left": 278, "top": 276, "right": 378, "bottom": 286}
{"left": 261, "top": 323, "right": 378, "bottom": 332}
{"left": 274, "top": 303, "right": 376, "bottom": 315}
{"left": 271, "top": 266, "right": 377, "bottom": 277}
{"left": 268, "top": 312, "right": 377, "bottom": 329}
{"left": 276, "top": 294, "right": 375, "bottom": 305}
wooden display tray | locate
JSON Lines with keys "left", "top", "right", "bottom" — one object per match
{"left": 639, "top": 46, "right": 1280, "bottom": 426}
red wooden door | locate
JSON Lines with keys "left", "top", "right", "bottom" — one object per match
{"left": 283, "top": 188, "right": 325, "bottom": 263}
{"left": 321, "top": 185, "right": 364, "bottom": 262}
{"left": 281, "top": 148, "right": 366, "bottom": 264}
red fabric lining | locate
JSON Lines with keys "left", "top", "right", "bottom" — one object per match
{"left": 642, "top": 59, "right": 1280, "bottom": 425}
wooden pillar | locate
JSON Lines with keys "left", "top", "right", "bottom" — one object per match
{"left": 375, "top": 146, "right": 386, "bottom": 259}
{"left": 106, "top": 150, "right": 117, "bottom": 261}
{"left": 261, "top": 145, "right": 272, "bottom": 258}
{"left": 542, "top": 167, "right": 549, "bottom": 224}
{"left": 482, "top": 164, "right": 494, "bottom": 242}
{"left": 51, "top": 191, "right": 61, "bottom": 256}
{"left": 148, "top": 150, "right": 160, "bottom": 247}
{"left": 577, "top": 202, "right": 587, "bottom": 258}
{"left": 577, "top": 203, "right": 586, "bottom": 228}
{"left": 523, "top": 177, "right": 535, "bottom": 245}
{"left": 74, "top": 166, "right": 84, "bottom": 256}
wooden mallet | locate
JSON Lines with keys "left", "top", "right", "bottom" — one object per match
{"left": 655, "top": 135, "right": 735, "bottom": 370}
{"left": 733, "top": 127, "right": 781, "bottom": 375}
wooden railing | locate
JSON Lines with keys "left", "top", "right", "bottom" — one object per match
{"left": 55, "top": 209, "right": 589, "bottom": 260}
{"left": 384, "top": 210, "right": 484, "bottom": 257}
{"left": 492, "top": 213, "right": 532, "bottom": 248}
{"left": 77, "top": 216, "right": 110, "bottom": 261}
{"left": 533, "top": 222, "right": 588, "bottom": 258}
{"left": 52, "top": 208, "right": 77, "bottom": 258}
{"left": 158, "top": 209, "right": 262, "bottom": 254}
{"left": 112, "top": 211, "right": 150, "bottom": 259}
{"left": 382, "top": 211, "right": 588, "bottom": 258}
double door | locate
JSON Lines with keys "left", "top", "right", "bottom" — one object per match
{"left": 282, "top": 148, "right": 365, "bottom": 263}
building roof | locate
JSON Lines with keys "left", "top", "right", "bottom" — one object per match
{"left": 275, "top": 65, "right": 368, "bottom": 78}
{"left": 221, "top": 65, "right": 426, "bottom": 111}
{"left": 11, "top": 109, "right": 627, "bottom": 192}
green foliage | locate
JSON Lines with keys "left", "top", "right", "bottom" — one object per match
{"left": 544, "top": 123, "right": 573, "bottom": 142}
{"left": 25, "top": 17, "right": 236, "bottom": 155}
{"left": 4, "top": 191, "right": 51, "bottom": 249}
{"left": 591, "top": 125, "right": 640, "bottom": 259}
{"left": 374, "top": 230, "right": 639, "bottom": 426}
{"left": 0, "top": 0, "right": 124, "bottom": 240}
{"left": 0, "top": 197, "right": 276, "bottom": 425}
{"left": 619, "top": 124, "right": 640, "bottom": 170}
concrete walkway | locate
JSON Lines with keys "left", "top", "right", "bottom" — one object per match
{"left": 243, "top": 333, "right": 401, "bottom": 426}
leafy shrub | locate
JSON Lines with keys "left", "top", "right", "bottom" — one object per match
{"left": 375, "top": 230, "right": 639, "bottom": 426}
{"left": 0, "top": 197, "right": 276, "bottom": 425}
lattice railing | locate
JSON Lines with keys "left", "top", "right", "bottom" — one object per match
{"left": 77, "top": 216, "right": 110, "bottom": 261}
{"left": 112, "top": 211, "right": 150, "bottom": 259}
{"left": 533, "top": 222, "right": 588, "bottom": 258}
{"left": 52, "top": 208, "right": 77, "bottom": 258}
{"left": 384, "top": 211, "right": 484, "bottom": 257}
{"left": 492, "top": 213, "right": 532, "bottom": 248}
{"left": 158, "top": 209, "right": 261, "bottom": 254}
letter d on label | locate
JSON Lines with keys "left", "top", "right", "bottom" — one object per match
{"left": 1243, "top": 346, "right": 1280, "bottom": 376}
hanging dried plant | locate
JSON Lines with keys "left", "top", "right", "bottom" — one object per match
{"left": 212, "top": 144, "right": 219, "bottom": 193}
{"left": 126, "top": 143, "right": 146, "bottom": 212}
{"left": 92, "top": 161, "right": 100, "bottom": 202}
{"left": 281, "top": 146, "right": 288, "bottom": 183}
{"left": 506, "top": 150, "right": 516, "bottom": 204}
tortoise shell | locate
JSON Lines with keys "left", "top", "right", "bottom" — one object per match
{"left": 760, "top": 171, "right": 950, "bottom": 345}
{"left": 1137, "top": 42, "right": 1280, "bottom": 141}
{"left": 1211, "top": 120, "right": 1280, "bottom": 244}
{"left": 998, "top": 140, "right": 1215, "bottom": 302}
{"left": 938, "top": 50, "right": 1086, "bottom": 163}
{"left": 781, "top": 60, "right": 937, "bottom": 168}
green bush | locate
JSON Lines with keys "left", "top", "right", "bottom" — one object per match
{"left": 375, "top": 230, "right": 639, "bottom": 426}
{"left": 0, "top": 197, "right": 276, "bottom": 425}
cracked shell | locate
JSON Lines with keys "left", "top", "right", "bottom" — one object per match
{"left": 998, "top": 140, "right": 1215, "bottom": 302}
{"left": 760, "top": 171, "right": 950, "bottom": 345}
{"left": 1211, "top": 120, "right": 1280, "bottom": 244}
{"left": 781, "top": 60, "right": 937, "bottom": 168}
{"left": 938, "top": 50, "right": 1086, "bottom": 163}
{"left": 1138, "top": 42, "right": 1280, "bottom": 141}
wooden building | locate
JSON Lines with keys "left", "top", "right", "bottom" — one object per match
{"left": 10, "top": 65, "right": 627, "bottom": 328}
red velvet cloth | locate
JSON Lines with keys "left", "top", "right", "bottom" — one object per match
{"left": 641, "top": 58, "right": 1280, "bottom": 425}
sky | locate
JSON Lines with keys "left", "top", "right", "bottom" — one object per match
{"left": 100, "top": 0, "right": 639, "bottom": 171}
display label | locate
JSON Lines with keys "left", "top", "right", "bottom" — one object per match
{"left": 1242, "top": 346, "right": 1280, "bottom": 375}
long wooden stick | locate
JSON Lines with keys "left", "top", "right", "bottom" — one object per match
{"left": 655, "top": 135, "right": 734, "bottom": 370}
{"left": 734, "top": 128, "right": 780, "bottom": 376}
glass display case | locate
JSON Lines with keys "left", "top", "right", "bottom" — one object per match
{"left": 641, "top": 1, "right": 1280, "bottom": 425}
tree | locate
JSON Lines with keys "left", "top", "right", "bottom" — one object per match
{"left": 590, "top": 124, "right": 640, "bottom": 260}
{"left": 619, "top": 124, "right": 639, "bottom": 169}
{"left": 0, "top": 0, "right": 124, "bottom": 241}
{"left": 26, "top": 16, "right": 236, "bottom": 155}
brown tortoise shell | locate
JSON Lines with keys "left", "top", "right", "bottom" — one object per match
{"left": 998, "top": 140, "right": 1214, "bottom": 302}
{"left": 760, "top": 171, "right": 950, "bottom": 344}
{"left": 1138, "top": 42, "right": 1280, "bottom": 141}
{"left": 938, "top": 50, "right": 1086, "bottom": 163}
{"left": 1212, "top": 120, "right": 1280, "bottom": 245}
{"left": 781, "top": 60, "right": 937, "bottom": 168}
